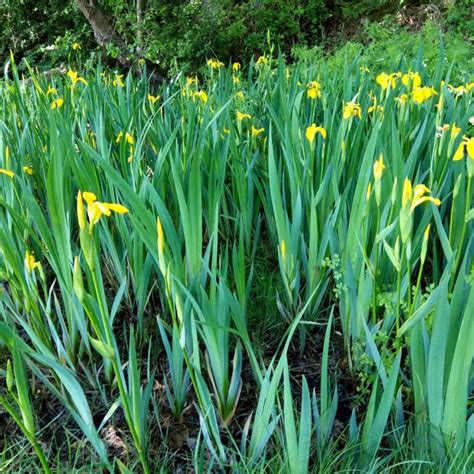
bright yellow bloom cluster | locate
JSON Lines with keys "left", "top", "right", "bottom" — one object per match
{"left": 376, "top": 72, "right": 398, "bottom": 90}
{"left": 305, "top": 124, "right": 326, "bottom": 143}
{"left": 47, "top": 86, "right": 57, "bottom": 95}
{"left": 343, "top": 102, "right": 361, "bottom": 120}
{"left": 72, "top": 42, "right": 81, "bottom": 51}
{"left": 402, "top": 71, "right": 421, "bottom": 88}
{"left": 256, "top": 56, "right": 268, "bottom": 65}
{"left": 412, "top": 86, "right": 437, "bottom": 104}
{"left": 232, "top": 62, "right": 241, "bottom": 71}
{"left": 23, "top": 166, "right": 33, "bottom": 175}
{"left": 207, "top": 59, "right": 224, "bottom": 69}
{"left": 307, "top": 81, "right": 321, "bottom": 99}
{"left": 448, "top": 83, "right": 474, "bottom": 96}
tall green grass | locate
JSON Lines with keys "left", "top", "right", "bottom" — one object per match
{"left": 0, "top": 46, "right": 472, "bottom": 471}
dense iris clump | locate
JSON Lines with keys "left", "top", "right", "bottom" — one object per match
{"left": 0, "top": 49, "right": 473, "bottom": 472}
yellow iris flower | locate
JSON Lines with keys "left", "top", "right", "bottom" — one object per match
{"left": 305, "top": 124, "right": 327, "bottom": 144}
{"left": 116, "top": 131, "right": 134, "bottom": 145}
{"left": 25, "top": 251, "right": 41, "bottom": 274}
{"left": 343, "top": 102, "right": 361, "bottom": 120}
{"left": 78, "top": 191, "right": 129, "bottom": 233}
{"left": 113, "top": 74, "right": 125, "bottom": 87}
{"left": 453, "top": 136, "right": 474, "bottom": 161}
{"left": 402, "top": 71, "right": 421, "bottom": 88}
{"left": 307, "top": 81, "right": 321, "bottom": 99}
{"left": 402, "top": 178, "right": 441, "bottom": 213}
{"left": 51, "top": 98, "right": 64, "bottom": 109}
{"left": 251, "top": 126, "right": 265, "bottom": 137}
{"left": 148, "top": 94, "right": 160, "bottom": 105}
{"left": 412, "top": 86, "right": 437, "bottom": 104}
{"left": 237, "top": 111, "right": 251, "bottom": 121}
{"left": 193, "top": 90, "right": 208, "bottom": 103}
{"left": 376, "top": 72, "right": 397, "bottom": 90}
{"left": 399, "top": 178, "right": 440, "bottom": 243}
{"left": 207, "top": 59, "right": 224, "bottom": 69}
{"left": 67, "top": 70, "right": 88, "bottom": 87}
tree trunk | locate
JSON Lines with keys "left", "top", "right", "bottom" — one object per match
{"left": 74, "top": 0, "right": 166, "bottom": 80}
{"left": 74, "top": 0, "right": 131, "bottom": 66}
{"left": 136, "top": 0, "right": 145, "bottom": 53}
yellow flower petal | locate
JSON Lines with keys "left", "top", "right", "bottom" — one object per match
{"left": 0, "top": 168, "right": 14, "bottom": 178}
{"left": 102, "top": 203, "right": 129, "bottom": 214}
{"left": 83, "top": 192, "right": 97, "bottom": 204}
{"left": 453, "top": 142, "right": 465, "bottom": 161}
